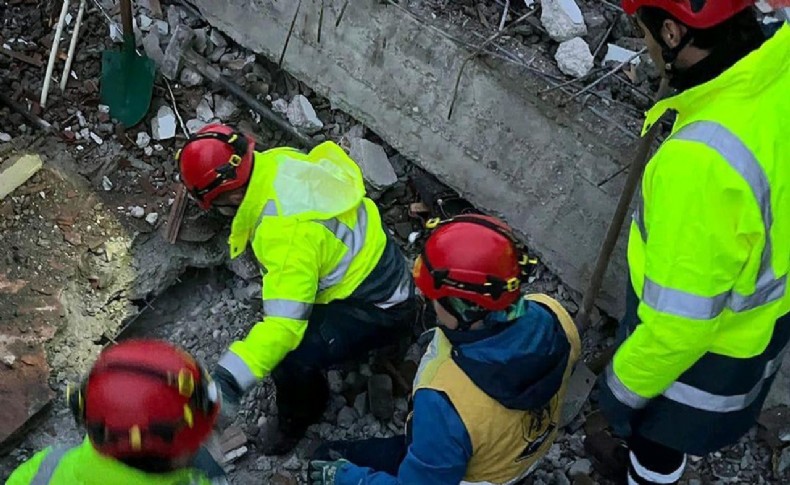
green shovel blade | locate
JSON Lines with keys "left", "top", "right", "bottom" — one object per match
{"left": 100, "top": 36, "right": 156, "bottom": 127}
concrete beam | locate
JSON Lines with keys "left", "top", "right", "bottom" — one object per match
{"left": 193, "top": 0, "right": 633, "bottom": 315}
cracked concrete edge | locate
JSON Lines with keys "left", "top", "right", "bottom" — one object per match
{"left": 192, "top": 0, "right": 630, "bottom": 316}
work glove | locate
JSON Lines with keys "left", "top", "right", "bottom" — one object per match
{"left": 309, "top": 459, "right": 351, "bottom": 485}
{"left": 596, "top": 370, "right": 641, "bottom": 439}
{"left": 211, "top": 366, "right": 244, "bottom": 428}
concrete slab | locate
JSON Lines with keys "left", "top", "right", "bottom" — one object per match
{"left": 191, "top": 0, "right": 633, "bottom": 316}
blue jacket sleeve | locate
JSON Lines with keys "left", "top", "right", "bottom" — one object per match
{"left": 336, "top": 389, "right": 473, "bottom": 485}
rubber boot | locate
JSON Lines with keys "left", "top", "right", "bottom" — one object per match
{"left": 261, "top": 366, "right": 329, "bottom": 456}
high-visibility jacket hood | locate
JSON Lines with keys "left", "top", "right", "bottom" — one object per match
{"left": 442, "top": 298, "right": 572, "bottom": 411}
{"left": 228, "top": 142, "right": 366, "bottom": 259}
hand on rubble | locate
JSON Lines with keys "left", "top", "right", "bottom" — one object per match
{"left": 211, "top": 367, "right": 243, "bottom": 429}
{"left": 309, "top": 459, "right": 351, "bottom": 485}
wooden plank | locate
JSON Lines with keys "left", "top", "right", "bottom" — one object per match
{"left": 165, "top": 184, "right": 187, "bottom": 244}
{"left": 0, "top": 47, "right": 44, "bottom": 67}
{"left": 0, "top": 154, "right": 44, "bottom": 200}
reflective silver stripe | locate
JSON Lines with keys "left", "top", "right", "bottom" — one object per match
{"left": 641, "top": 121, "right": 786, "bottom": 319}
{"left": 253, "top": 199, "right": 279, "bottom": 235}
{"left": 606, "top": 364, "right": 649, "bottom": 409}
{"left": 263, "top": 299, "right": 313, "bottom": 320}
{"left": 643, "top": 277, "right": 729, "bottom": 320}
{"left": 630, "top": 452, "right": 686, "bottom": 484}
{"left": 376, "top": 266, "right": 412, "bottom": 309}
{"left": 316, "top": 203, "right": 368, "bottom": 291}
{"left": 217, "top": 351, "right": 257, "bottom": 392}
{"left": 31, "top": 446, "right": 70, "bottom": 485}
{"left": 662, "top": 339, "right": 789, "bottom": 412}
{"left": 633, "top": 188, "right": 647, "bottom": 241}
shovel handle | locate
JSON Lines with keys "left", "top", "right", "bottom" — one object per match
{"left": 120, "top": 0, "right": 134, "bottom": 38}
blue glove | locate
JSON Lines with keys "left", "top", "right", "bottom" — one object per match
{"left": 212, "top": 367, "right": 243, "bottom": 426}
{"left": 596, "top": 372, "right": 639, "bottom": 438}
{"left": 309, "top": 459, "right": 351, "bottom": 485}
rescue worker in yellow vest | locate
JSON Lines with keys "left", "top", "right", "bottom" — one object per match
{"left": 308, "top": 215, "right": 580, "bottom": 485}
{"left": 177, "top": 124, "right": 416, "bottom": 455}
{"left": 6, "top": 340, "right": 224, "bottom": 485}
{"left": 598, "top": 2, "right": 790, "bottom": 484}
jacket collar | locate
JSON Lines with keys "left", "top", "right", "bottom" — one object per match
{"left": 642, "top": 24, "right": 789, "bottom": 136}
{"left": 228, "top": 151, "right": 273, "bottom": 259}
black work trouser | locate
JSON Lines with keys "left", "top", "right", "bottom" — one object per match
{"left": 270, "top": 298, "right": 415, "bottom": 429}
{"left": 627, "top": 435, "right": 686, "bottom": 485}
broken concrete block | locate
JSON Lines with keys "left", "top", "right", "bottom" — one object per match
{"left": 568, "top": 458, "right": 593, "bottom": 478}
{"left": 162, "top": 24, "right": 194, "bottom": 80}
{"left": 336, "top": 406, "right": 357, "bottom": 428}
{"left": 142, "top": 31, "right": 165, "bottom": 67}
{"left": 555, "top": 37, "right": 594, "bottom": 78}
{"left": 271, "top": 98, "right": 289, "bottom": 115}
{"left": 196, "top": 97, "right": 214, "bottom": 123}
{"left": 219, "top": 426, "right": 248, "bottom": 455}
{"left": 102, "top": 176, "right": 113, "bottom": 191}
{"left": 139, "top": 14, "right": 153, "bottom": 31}
{"left": 145, "top": 212, "right": 159, "bottom": 225}
{"left": 151, "top": 106, "right": 177, "bottom": 140}
{"left": 89, "top": 132, "right": 103, "bottom": 145}
{"left": 0, "top": 346, "right": 54, "bottom": 447}
{"left": 0, "top": 132, "right": 11, "bottom": 142}
{"left": 349, "top": 138, "right": 398, "bottom": 190}
{"left": 541, "top": 0, "right": 587, "bottom": 42}
{"left": 368, "top": 374, "right": 394, "bottom": 421}
{"left": 0, "top": 154, "right": 43, "bottom": 200}
{"left": 560, "top": 362, "right": 595, "bottom": 427}
{"left": 155, "top": 20, "right": 169, "bottom": 36}
{"left": 193, "top": 27, "right": 209, "bottom": 54}
{"left": 604, "top": 44, "right": 641, "bottom": 67}
{"left": 286, "top": 95, "right": 324, "bottom": 134}
{"left": 327, "top": 370, "right": 345, "bottom": 394}
{"left": 179, "top": 67, "right": 203, "bottom": 87}
{"left": 765, "top": 353, "right": 790, "bottom": 409}
{"left": 166, "top": 4, "right": 184, "bottom": 33}
{"left": 130, "top": 206, "right": 145, "bottom": 218}
{"left": 136, "top": 132, "right": 151, "bottom": 149}
{"left": 3, "top": 354, "right": 16, "bottom": 368}
{"left": 354, "top": 391, "right": 369, "bottom": 416}
{"left": 213, "top": 95, "right": 238, "bottom": 121}
{"left": 209, "top": 28, "right": 228, "bottom": 48}
{"left": 186, "top": 118, "right": 208, "bottom": 135}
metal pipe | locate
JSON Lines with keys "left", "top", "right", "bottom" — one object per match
{"left": 60, "top": 0, "right": 87, "bottom": 92}
{"left": 41, "top": 0, "right": 70, "bottom": 108}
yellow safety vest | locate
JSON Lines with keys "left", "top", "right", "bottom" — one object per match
{"left": 217, "top": 142, "right": 392, "bottom": 386}
{"left": 5, "top": 439, "right": 211, "bottom": 485}
{"left": 611, "top": 25, "right": 790, "bottom": 408}
{"left": 413, "top": 295, "right": 580, "bottom": 485}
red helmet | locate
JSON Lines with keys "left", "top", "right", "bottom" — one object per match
{"left": 176, "top": 123, "right": 255, "bottom": 209}
{"left": 622, "top": 0, "right": 755, "bottom": 29}
{"left": 414, "top": 215, "right": 536, "bottom": 311}
{"left": 67, "top": 340, "right": 219, "bottom": 460}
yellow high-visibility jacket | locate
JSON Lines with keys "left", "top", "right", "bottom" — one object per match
{"left": 611, "top": 25, "right": 790, "bottom": 407}
{"left": 217, "top": 142, "right": 391, "bottom": 388}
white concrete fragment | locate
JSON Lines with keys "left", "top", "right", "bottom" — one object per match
{"left": 0, "top": 133, "right": 11, "bottom": 143}
{"left": 196, "top": 97, "right": 214, "bottom": 122}
{"left": 271, "top": 98, "right": 289, "bottom": 115}
{"left": 286, "top": 95, "right": 324, "bottom": 134}
{"left": 89, "top": 132, "right": 103, "bottom": 145}
{"left": 155, "top": 20, "right": 169, "bottom": 36}
{"left": 109, "top": 22, "right": 124, "bottom": 43}
{"left": 151, "top": 106, "right": 177, "bottom": 140}
{"left": 336, "top": 406, "right": 357, "bottom": 428}
{"left": 145, "top": 212, "right": 159, "bottom": 225}
{"left": 98, "top": 104, "right": 110, "bottom": 114}
{"left": 179, "top": 67, "right": 203, "bottom": 87}
{"left": 282, "top": 454, "right": 301, "bottom": 470}
{"left": 130, "top": 206, "right": 146, "bottom": 218}
{"left": 76, "top": 111, "right": 87, "bottom": 127}
{"left": 139, "top": 14, "right": 153, "bottom": 31}
{"left": 142, "top": 31, "right": 165, "bottom": 67}
{"left": 349, "top": 138, "right": 398, "bottom": 190}
{"left": 223, "top": 445, "right": 248, "bottom": 463}
{"left": 604, "top": 43, "right": 641, "bottom": 67}
{"left": 541, "top": 0, "right": 587, "bottom": 42}
{"left": 568, "top": 458, "right": 592, "bottom": 478}
{"left": 2, "top": 354, "right": 15, "bottom": 367}
{"left": 213, "top": 95, "right": 238, "bottom": 121}
{"left": 555, "top": 37, "right": 594, "bottom": 78}
{"left": 186, "top": 118, "right": 208, "bottom": 135}
{"left": 144, "top": 146, "right": 154, "bottom": 156}
{"left": 102, "top": 176, "right": 113, "bottom": 191}
{"left": 136, "top": 132, "right": 151, "bottom": 148}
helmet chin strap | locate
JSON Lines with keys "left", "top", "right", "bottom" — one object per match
{"left": 438, "top": 298, "right": 487, "bottom": 331}
{"left": 659, "top": 31, "right": 695, "bottom": 84}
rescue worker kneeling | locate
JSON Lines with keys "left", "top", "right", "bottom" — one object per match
{"left": 309, "top": 215, "right": 580, "bottom": 485}
{"left": 6, "top": 340, "right": 224, "bottom": 485}
{"left": 176, "top": 124, "right": 416, "bottom": 455}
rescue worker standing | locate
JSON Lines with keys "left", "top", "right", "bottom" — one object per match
{"left": 599, "top": 2, "right": 790, "bottom": 484}
{"left": 309, "top": 215, "right": 580, "bottom": 485}
{"left": 177, "top": 124, "right": 416, "bottom": 455}
{"left": 6, "top": 340, "right": 223, "bottom": 485}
